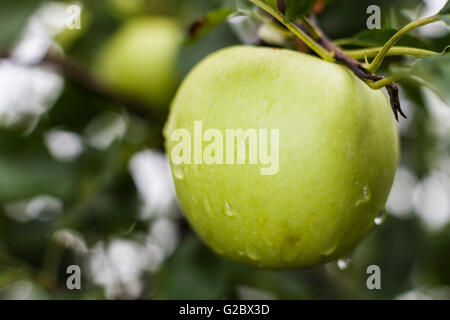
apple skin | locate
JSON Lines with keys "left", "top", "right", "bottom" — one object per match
{"left": 96, "top": 17, "right": 182, "bottom": 111}
{"left": 164, "top": 46, "right": 399, "bottom": 269}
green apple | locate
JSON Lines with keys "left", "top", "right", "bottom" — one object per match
{"left": 164, "top": 46, "right": 399, "bottom": 269}
{"left": 96, "top": 16, "right": 183, "bottom": 112}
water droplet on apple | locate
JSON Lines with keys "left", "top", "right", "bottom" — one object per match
{"left": 172, "top": 165, "right": 184, "bottom": 180}
{"left": 355, "top": 184, "right": 371, "bottom": 206}
{"left": 337, "top": 255, "right": 353, "bottom": 270}
{"left": 224, "top": 202, "right": 236, "bottom": 217}
{"left": 203, "top": 197, "right": 213, "bottom": 216}
{"left": 320, "top": 241, "right": 339, "bottom": 257}
{"left": 245, "top": 247, "right": 260, "bottom": 261}
{"left": 374, "top": 210, "right": 387, "bottom": 225}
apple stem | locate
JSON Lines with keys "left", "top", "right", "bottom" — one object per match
{"left": 366, "top": 14, "right": 441, "bottom": 73}
{"left": 248, "top": 0, "right": 335, "bottom": 62}
{"left": 299, "top": 16, "right": 406, "bottom": 121}
{"left": 344, "top": 46, "right": 440, "bottom": 60}
{"left": 366, "top": 75, "right": 403, "bottom": 90}
{"left": 247, "top": 1, "right": 410, "bottom": 121}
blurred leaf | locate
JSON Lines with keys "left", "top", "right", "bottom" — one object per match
{"left": 0, "top": 0, "right": 44, "bottom": 49}
{"left": 154, "top": 234, "right": 316, "bottom": 299}
{"left": 256, "top": 0, "right": 315, "bottom": 21}
{"left": 187, "top": 8, "right": 235, "bottom": 43}
{"left": 392, "top": 54, "right": 450, "bottom": 105}
{"left": 179, "top": 22, "right": 239, "bottom": 79}
{"left": 153, "top": 235, "right": 229, "bottom": 299}
{"left": 319, "top": 0, "right": 425, "bottom": 39}
{"left": 440, "top": 0, "right": 450, "bottom": 14}
{"left": 440, "top": 0, "right": 450, "bottom": 25}
{"left": 285, "top": 0, "right": 316, "bottom": 21}
{"left": 336, "top": 29, "right": 430, "bottom": 49}
{"left": 0, "top": 131, "right": 75, "bottom": 201}
{"left": 0, "top": 269, "right": 28, "bottom": 288}
{"left": 260, "top": 0, "right": 277, "bottom": 9}
{"left": 338, "top": 217, "right": 422, "bottom": 299}
{"left": 229, "top": 267, "right": 315, "bottom": 299}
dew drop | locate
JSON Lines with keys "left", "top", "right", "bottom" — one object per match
{"left": 374, "top": 210, "right": 387, "bottom": 225}
{"left": 320, "top": 241, "right": 339, "bottom": 257}
{"left": 172, "top": 165, "right": 184, "bottom": 180}
{"left": 224, "top": 202, "right": 236, "bottom": 217}
{"left": 355, "top": 185, "right": 372, "bottom": 206}
{"left": 337, "top": 255, "right": 353, "bottom": 270}
{"left": 203, "top": 197, "right": 213, "bottom": 217}
{"left": 245, "top": 247, "right": 260, "bottom": 261}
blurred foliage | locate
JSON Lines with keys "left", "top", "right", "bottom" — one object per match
{"left": 334, "top": 29, "right": 431, "bottom": 48}
{"left": 0, "top": 0, "right": 449, "bottom": 300}
{"left": 0, "top": 0, "right": 45, "bottom": 48}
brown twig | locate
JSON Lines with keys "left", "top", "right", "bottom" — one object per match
{"left": 265, "top": 1, "right": 406, "bottom": 121}
{"left": 305, "top": 16, "right": 406, "bottom": 121}
{"left": 0, "top": 51, "right": 164, "bottom": 124}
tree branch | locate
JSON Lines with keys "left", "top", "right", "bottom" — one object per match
{"left": 300, "top": 16, "right": 407, "bottom": 121}
{"left": 0, "top": 51, "right": 164, "bottom": 124}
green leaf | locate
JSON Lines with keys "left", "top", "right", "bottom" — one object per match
{"left": 392, "top": 54, "right": 450, "bottom": 105}
{"left": 336, "top": 29, "right": 430, "bottom": 49}
{"left": 439, "top": 0, "right": 450, "bottom": 14}
{"left": 152, "top": 235, "right": 229, "bottom": 299}
{"left": 257, "top": 0, "right": 315, "bottom": 21}
{"left": 442, "top": 45, "right": 450, "bottom": 54}
{"left": 0, "top": 131, "right": 75, "bottom": 201}
{"left": 439, "top": 0, "right": 450, "bottom": 24}
{"left": 187, "top": 8, "right": 235, "bottom": 43}
{"left": 260, "top": 0, "right": 277, "bottom": 8}
{"left": 285, "top": 0, "right": 316, "bottom": 22}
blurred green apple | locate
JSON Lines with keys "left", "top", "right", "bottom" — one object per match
{"left": 107, "top": 0, "right": 147, "bottom": 18}
{"left": 96, "top": 16, "right": 183, "bottom": 112}
{"left": 164, "top": 46, "right": 399, "bottom": 269}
